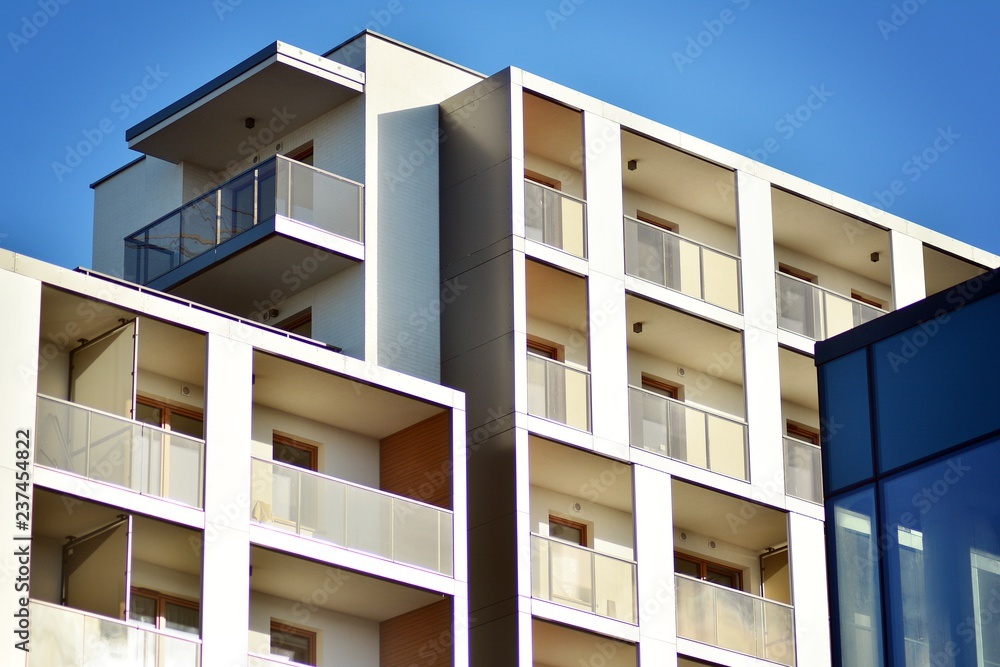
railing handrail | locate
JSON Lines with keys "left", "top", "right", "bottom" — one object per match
{"left": 30, "top": 599, "right": 204, "bottom": 644}
{"left": 783, "top": 434, "right": 821, "bottom": 451}
{"left": 523, "top": 177, "right": 588, "bottom": 205}
{"left": 252, "top": 456, "right": 454, "bottom": 515}
{"left": 775, "top": 270, "right": 888, "bottom": 313}
{"left": 275, "top": 153, "right": 365, "bottom": 188}
{"left": 526, "top": 351, "right": 591, "bottom": 375}
{"left": 531, "top": 532, "right": 636, "bottom": 566}
{"left": 628, "top": 385, "right": 746, "bottom": 426}
{"left": 36, "top": 393, "right": 205, "bottom": 445}
{"left": 624, "top": 215, "right": 741, "bottom": 262}
{"left": 674, "top": 572, "right": 794, "bottom": 610}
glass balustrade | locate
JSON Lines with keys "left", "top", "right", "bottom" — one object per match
{"left": 250, "top": 458, "right": 453, "bottom": 575}
{"left": 628, "top": 386, "right": 747, "bottom": 480}
{"left": 526, "top": 353, "right": 592, "bottom": 432}
{"left": 625, "top": 216, "right": 741, "bottom": 312}
{"left": 35, "top": 394, "right": 204, "bottom": 508}
{"left": 530, "top": 534, "right": 637, "bottom": 624}
{"left": 783, "top": 436, "right": 823, "bottom": 504}
{"left": 524, "top": 179, "right": 587, "bottom": 258}
{"left": 29, "top": 600, "right": 201, "bottom": 667}
{"left": 675, "top": 574, "right": 795, "bottom": 665}
{"left": 776, "top": 272, "right": 886, "bottom": 341}
{"left": 125, "top": 156, "right": 364, "bottom": 284}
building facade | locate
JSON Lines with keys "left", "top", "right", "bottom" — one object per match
{"left": 1, "top": 29, "right": 997, "bottom": 667}
{"left": 817, "top": 268, "right": 1000, "bottom": 667}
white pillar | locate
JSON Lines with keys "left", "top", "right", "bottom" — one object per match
{"left": 634, "top": 464, "right": 677, "bottom": 663}
{"left": 890, "top": 229, "right": 926, "bottom": 309}
{"left": 789, "top": 512, "right": 832, "bottom": 667}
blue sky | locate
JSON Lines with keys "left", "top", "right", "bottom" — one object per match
{"left": 1, "top": 0, "right": 998, "bottom": 268}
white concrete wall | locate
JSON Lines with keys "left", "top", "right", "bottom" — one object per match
{"left": 627, "top": 349, "right": 745, "bottom": 419}
{"left": 529, "top": 486, "right": 633, "bottom": 560}
{"left": 131, "top": 560, "right": 201, "bottom": 602}
{"left": 624, "top": 188, "right": 739, "bottom": 256}
{"left": 781, "top": 400, "right": 819, "bottom": 432}
{"left": 137, "top": 371, "right": 205, "bottom": 412}
{"left": 524, "top": 153, "right": 584, "bottom": 200}
{"left": 526, "top": 315, "right": 588, "bottom": 369}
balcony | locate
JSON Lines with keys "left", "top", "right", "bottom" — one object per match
{"left": 526, "top": 353, "right": 592, "bottom": 432}
{"left": 628, "top": 386, "right": 748, "bottom": 480}
{"left": 783, "top": 436, "right": 823, "bottom": 504}
{"left": 125, "top": 155, "right": 363, "bottom": 286}
{"left": 625, "top": 216, "right": 741, "bottom": 312}
{"left": 250, "top": 458, "right": 453, "bottom": 575}
{"left": 524, "top": 179, "right": 587, "bottom": 258}
{"left": 35, "top": 394, "right": 204, "bottom": 508}
{"left": 675, "top": 574, "right": 795, "bottom": 666}
{"left": 29, "top": 600, "right": 201, "bottom": 666}
{"left": 776, "top": 272, "right": 885, "bottom": 341}
{"left": 530, "top": 534, "right": 637, "bottom": 624}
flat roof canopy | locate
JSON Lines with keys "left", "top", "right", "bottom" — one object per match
{"left": 127, "top": 41, "right": 364, "bottom": 171}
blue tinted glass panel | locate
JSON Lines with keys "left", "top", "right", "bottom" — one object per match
{"left": 882, "top": 435, "right": 1000, "bottom": 667}
{"left": 821, "top": 349, "right": 873, "bottom": 492}
{"left": 874, "top": 295, "right": 1000, "bottom": 472}
{"left": 831, "top": 486, "right": 884, "bottom": 667}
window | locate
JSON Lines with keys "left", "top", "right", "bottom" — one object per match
{"left": 675, "top": 552, "right": 743, "bottom": 591}
{"left": 270, "top": 620, "right": 316, "bottom": 665}
{"left": 527, "top": 336, "right": 563, "bottom": 361}
{"left": 130, "top": 588, "right": 199, "bottom": 635}
{"left": 786, "top": 420, "right": 820, "bottom": 445}
{"left": 285, "top": 142, "right": 314, "bottom": 166}
{"left": 275, "top": 308, "right": 312, "bottom": 338}
{"left": 778, "top": 264, "right": 816, "bottom": 283}
{"left": 641, "top": 373, "right": 681, "bottom": 400}
{"left": 549, "top": 515, "right": 588, "bottom": 547}
{"left": 636, "top": 210, "right": 678, "bottom": 234}
{"left": 272, "top": 434, "right": 318, "bottom": 471}
{"left": 851, "top": 290, "right": 884, "bottom": 310}
{"left": 524, "top": 169, "right": 561, "bottom": 190}
{"left": 135, "top": 396, "right": 204, "bottom": 439}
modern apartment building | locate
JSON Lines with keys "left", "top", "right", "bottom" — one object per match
{"left": 817, "top": 267, "right": 1000, "bottom": 667}
{"left": 1, "top": 29, "right": 996, "bottom": 667}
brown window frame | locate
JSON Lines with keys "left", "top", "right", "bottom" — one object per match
{"left": 135, "top": 395, "right": 204, "bottom": 436}
{"left": 850, "top": 290, "right": 885, "bottom": 310}
{"left": 270, "top": 619, "right": 317, "bottom": 666}
{"left": 549, "top": 515, "right": 589, "bottom": 547}
{"left": 778, "top": 263, "right": 817, "bottom": 284}
{"left": 641, "top": 373, "right": 682, "bottom": 400}
{"left": 274, "top": 308, "right": 312, "bottom": 337}
{"left": 527, "top": 336, "right": 564, "bottom": 362}
{"left": 524, "top": 169, "right": 561, "bottom": 190}
{"left": 636, "top": 210, "right": 678, "bottom": 234}
{"left": 130, "top": 586, "right": 200, "bottom": 633}
{"left": 272, "top": 433, "right": 319, "bottom": 472}
{"left": 285, "top": 142, "right": 314, "bottom": 166}
{"left": 786, "top": 420, "right": 820, "bottom": 445}
{"left": 674, "top": 552, "right": 744, "bottom": 591}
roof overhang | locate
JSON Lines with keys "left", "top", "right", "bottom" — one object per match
{"left": 126, "top": 41, "right": 364, "bottom": 171}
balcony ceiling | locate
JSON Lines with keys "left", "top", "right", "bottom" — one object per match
{"left": 250, "top": 546, "right": 441, "bottom": 622}
{"left": 530, "top": 436, "right": 633, "bottom": 514}
{"left": 532, "top": 619, "right": 637, "bottom": 667}
{"left": 523, "top": 92, "right": 583, "bottom": 175}
{"left": 924, "top": 244, "right": 990, "bottom": 297}
{"left": 127, "top": 42, "right": 364, "bottom": 171}
{"left": 673, "top": 480, "right": 787, "bottom": 552}
{"left": 526, "top": 260, "right": 588, "bottom": 335}
{"left": 778, "top": 346, "right": 819, "bottom": 412}
{"left": 771, "top": 188, "right": 892, "bottom": 285}
{"left": 622, "top": 130, "right": 738, "bottom": 228}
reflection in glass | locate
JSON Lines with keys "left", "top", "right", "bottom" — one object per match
{"left": 832, "top": 488, "right": 882, "bottom": 667}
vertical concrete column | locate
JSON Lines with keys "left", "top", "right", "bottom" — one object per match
{"left": 789, "top": 512, "right": 832, "bottom": 667}
{"left": 583, "top": 113, "right": 629, "bottom": 455}
{"left": 634, "top": 464, "right": 678, "bottom": 664}
{"left": 200, "top": 333, "right": 253, "bottom": 666}
{"left": 890, "top": 229, "right": 926, "bottom": 309}
{"left": 736, "top": 171, "right": 785, "bottom": 498}
{"left": 0, "top": 271, "right": 40, "bottom": 667}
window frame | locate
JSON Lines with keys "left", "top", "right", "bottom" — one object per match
{"left": 270, "top": 619, "right": 317, "bottom": 666}
{"left": 850, "top": 289, "right": 885, "bottom": 310}
{"left": 786, "top": 420, "right": 821, "bottom": 445}
{"left": 129, "top": 586, "right": 200, "bottom": 635}
{"left": 674, "top": 552, "right": 744, "bottom": 591}
{"left": 641, "top": 373, "right": 682, "bottom": 400}
{"left": 135, "top": 395, "right": 204, "bottom": 438}
{"left": 636, "top": 210, "right": 679, "bottom": 234}
{"left": 272, "top": 433, "right": 319, "bottom": 472}
{"left": 527, "top": 336, "right": 564, "bottom": 362}
{"left": 524, "top": 169, "right": 561, "bottom": 190}
{"left": 549, "top": 514, "right": 589, "bottom": 547}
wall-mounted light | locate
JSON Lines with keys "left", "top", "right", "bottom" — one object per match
{"left": 632, "top": 322, "right": 643, "bottom": 334}
{"left": 870, "top": 251, "right": 881, "bottom": 263}
{"left": 245, "top": 117, "right": 256, "bottom": 129}
{"left": 627, "top": 159, "right": 638, "bottom": 171}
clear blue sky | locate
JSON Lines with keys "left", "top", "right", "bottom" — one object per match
{"left": 2, "top": 0, "right": 998, "bottom": 268}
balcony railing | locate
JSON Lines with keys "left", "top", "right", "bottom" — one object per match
{"left": 125, "top": 155, "right": 364, "bottom": 284}
{"left": 250, "top": 458, "right": 453, "bottom": 575}
{"left": 675, "top": 574, "right": 795, "bottom": 666}
{"left": 524, "top": 179, "right": 587, "bottom": 258}
{"left": 248, "top": 654, "right": 309, "bottom": 667}
{"left": 783, "top": 436, "right": 823, "bottom": 504}
{"left": 625, "top": 216, "right": 741, "bottom": 312}
{"left": 530, "top": 534, "right": 637, "bottom": 624}
{"left": 35, "top": 394, "right": 204, "bottom": 508}
{"left": 526, "top": 353, "right": 591, "bottom": 432}
{"left": 628, "top": 386, "right": 748, "bottom": 480}
{"left": 776, "top": 272, "right": 886, "bottom": 341}
{"left": 29, "top": 600, "right": 201, "bottom": 666}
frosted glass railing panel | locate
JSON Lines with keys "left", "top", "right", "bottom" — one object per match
{"left": 675, "top": 575, "right": 795, "bottom": 666}
{"left": 625, "top": 216, "right": 741, "bottom": 311}
{"left": 250, "top": 458, "right": 453, "bottom": 575}
{"left": 277, "top": 157, "right": 363, "bottom": 240}
{"left": 628, "top": 387, "right": 748, "bottom": 480}
{"left": 526, "top": 353, "right": 591, "bottom": 432}
{"left": 524, "top": 180, "right": 587, "bottom": 258}
{"left": 531, "top": 534, "right": 636, "bottom": 624}
{"left": 29, "top": 600, "right": 201, "bottom": 667}
{"left": 776, "top": 272, "right": 886, "bottom": 341}
{"left": 783, "top": 436, "right": 823, "bottom": 504}
{"left": 35, "top": 395, "right": 204, "bottom": 508}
